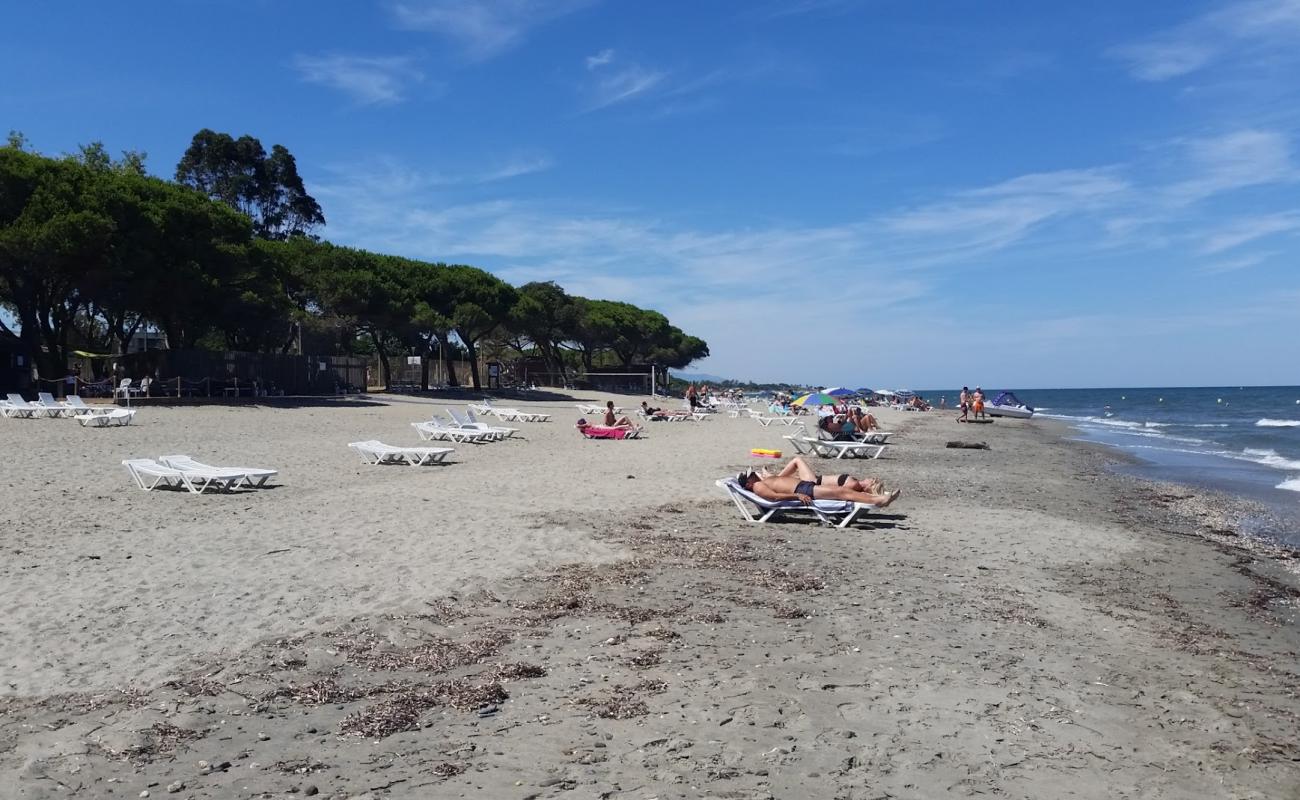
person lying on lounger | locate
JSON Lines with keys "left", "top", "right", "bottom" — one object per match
{"left": 739, "top": 456, "right": 900, "bottom": 507}
{"left": 604, "top": 401, "right": 640, "bottom": 430}
{"left": 640, "top": 401, "right": 686, "bottom": 420}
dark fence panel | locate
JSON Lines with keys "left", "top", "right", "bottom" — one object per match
{"left": 115, "top": 350, "right": 367, "bottom": 397}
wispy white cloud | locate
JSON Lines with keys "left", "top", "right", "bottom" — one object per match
{"left": 585, "top": 48, "right": 614, "bottom": 70}
{"left": 1197, "top": 252, "right": 1275, "bottom": 273}
{"left": 1164, "top": 129, "right": 1297, "bottom": 204}
{"left": 579, "top": 49, "right": 666, "bottom": 110}
{"left": 1199, "top": 211, "right": 1300, "bottom": 253}
{"left": 1110, "top": 0, "right": 1300, "bottom": 81}
{"left": 292, "top": 54, "right": 425, "bottom": 105}
{"left": 885, "top": 168, "right": 1130, "bottom": 255}
{"left": 389, "top": 0, "right": 594, "bottom": 61}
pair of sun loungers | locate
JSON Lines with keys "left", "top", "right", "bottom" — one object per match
{"left": 716, "top": 478, "right": 878, "bottom": 528}
{"left": 123, "top": 456, "right": 278, "bottom": 494}
{"left": 411, "top": 408, "right": 519, "bottom": 444}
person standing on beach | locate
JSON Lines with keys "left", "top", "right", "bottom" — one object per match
{"left": 973, "top": 387, "right": 986, "bottom": 420}
{"left": 958, "top": 387, "right": 970, "bottom": 422}
{"left": 686, "top": 383, "right": 698, "bottom": 412}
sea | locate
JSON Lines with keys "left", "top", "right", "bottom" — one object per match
{"left": 919, "top": 386, "right": 1300, "bottom": 549}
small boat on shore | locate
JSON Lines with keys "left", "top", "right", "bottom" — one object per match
{"left": 987, "top": 391, "right": 1034, "bottom": 419}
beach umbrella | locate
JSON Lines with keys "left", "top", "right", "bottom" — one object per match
{"left": 824, "top": 387, "right": 856, "bottom": 397}
{"left": 792, "top": 391, "right": 837, "bottom": 407}
{"left": 856, "top": 387, "right": 873, "bottom": 396}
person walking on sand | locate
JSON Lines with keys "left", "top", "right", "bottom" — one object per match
{"left": 957, "top": 386, "right": 970, "bottom": 423}
{"left": 686, "top": 383, "right": 698, "bottom": 412}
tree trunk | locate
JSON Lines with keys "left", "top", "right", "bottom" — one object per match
{"left": 437, "top": 333, "right": 458, "bottom": 387}
{"left": 369, "top": 330, "right": 391, "bottom": 389}
{"left": 464, "top": 340, "right": 481, "bottom": 390}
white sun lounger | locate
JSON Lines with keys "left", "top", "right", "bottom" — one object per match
{"left": 411, "top": 421, "right": 495, "bottom": 443}
{"left": 349, "top": 440, "right": 453, "bottom": 466}
{"left": 64, "top": 396, "right": 115, "bottom": 415}
{"left": 803, "top": 438, "right": 886, "bottom": 460}
{"left": 715, "top": 478, "right": 877, "bottom": 528}
{"left": 754, "top": 415, "right": 802, "bottom": 427}
{"left": 159, "top": 455, "right": 278, "bottom": 488}
{"left": 122, "top": 458, "right": 248, "bottom": 493}
{"left": 4, "top": 394, "right": 47, "bottom": 418}
{"left": 36, "top": 392, "right": 72, "bottom": 417}
{"left": 463, "top": 408, "right": 520, "bottom": 438}
{"left": 447, "top": 408, "right": 517, "bottom": 439}
{"left": 577, "top": 403, "right": 625, "bottom": 415}
{"left": 77, "top": 409, "right": 136, "bottom": 427}
{"left": 474, "top": 400, "right": 550, "bottom": 422}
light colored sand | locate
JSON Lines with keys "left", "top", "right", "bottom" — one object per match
{"left": 3, "top": 397, "right": 1299, "bottom": 799}
{"left": 1, "top": 395, "right": 718, "bottom": 695}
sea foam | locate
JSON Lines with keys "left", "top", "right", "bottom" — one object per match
{"left": 1256, "top": 419, "right": 1300, "bottom": 427}
{"left": 1241, "top": 449, "right": 1300, "bottom": 471}
{"left": 1277, "top": 477, "right": 1300, "bottom": 493}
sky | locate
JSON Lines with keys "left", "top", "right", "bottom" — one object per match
{"left": 3, "top": 0, "right": 1299, "bottom": 390}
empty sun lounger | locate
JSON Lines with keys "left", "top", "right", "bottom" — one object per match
{"left": 122, "top": 458, "right": 248, "bottom": 494}
{"left": 159, "top": 455, "right": 278, "bottom": 488}
{"left": 577, "top": 403, "right": 625, "bottom": 415}
{"left": 411, "top": 420, "right": 495, "bottom": 444}
{"left": 474, "top": 400, "right": 550, "bottom": 422}
{"left": 803, "top": 438, "right": 886, "bottom": 460}
{"left": 4, "top": 394, "right": 46, "bottom": 418}
{"left": 349, "top": 440, "right": 454, "bottom": 466}
{"left": 716, "top": 478, "right": 877, "bottom": 528}
{"left": 447, "top": 408, "right": 518, "bottom": 439}
{"left": 36, "top": 392, "right": 72, "bottom": 417}
{"left": 754, "top": 415, "right": 802, "bottom": 427}
{"left": 576, "top": 422, "right": 642, "bottom": 440}
{"left": 64, "top": 396, "right": 115, "bottom": 415}
{"left": 77, "top": 409, "right": 136, "bottom": 427}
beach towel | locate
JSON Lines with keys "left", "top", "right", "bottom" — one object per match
{"left": 576, "top": 421, "right": 633, "bottom": 439}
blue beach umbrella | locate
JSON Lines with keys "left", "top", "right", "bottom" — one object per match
{"left": 792, "top": 391, "right": 837, "bottom": 407}
{"left": 824, "top": 387, "right": 856, "bottom": 397}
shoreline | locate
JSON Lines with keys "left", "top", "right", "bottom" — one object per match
{"left": 1037, "top": 415, "right": 1300, "bottom": 577}
{"left": 2, "top": 400, "right": 1298, "bottom": 797}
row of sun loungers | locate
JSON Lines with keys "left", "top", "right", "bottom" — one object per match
{"left": 3, "top": 393, "right": 136, "bottom": 426}
{"left": 122, "top": 456, "right": 278, "bottom": 494}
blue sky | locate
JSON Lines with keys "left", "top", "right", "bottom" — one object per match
{"left": 3, "top": 0, "right": 1299, "bottom": 389}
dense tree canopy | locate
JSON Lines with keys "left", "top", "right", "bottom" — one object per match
{"left": 1, "top": 134, "right": 708, "bottom": 387}
{"left": 175, "top": 129, "right": 325, "bottom": 240}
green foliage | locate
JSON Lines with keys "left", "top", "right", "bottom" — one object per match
{"left": 1, "top": 135, "right": 709, "bottom": 384}
{"left": 176, "top": 129, "right": 324, "bottom": 240}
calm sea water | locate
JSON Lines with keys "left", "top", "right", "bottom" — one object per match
{"left": 919, "top": 386, "right": 1300, "bottom": 548}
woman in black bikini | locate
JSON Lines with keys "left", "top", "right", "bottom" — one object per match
{"left": 743, "top": 457, "right": 894, "bottom": 507}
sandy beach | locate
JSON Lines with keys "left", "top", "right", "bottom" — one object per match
{"left": 2, "top": 395, "right": 1298, "bottom": 799}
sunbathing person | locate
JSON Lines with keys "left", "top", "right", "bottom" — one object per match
{"left": 640, "top": 400, "right": 685, "bottom": 420}
{"left": 742, "top": 456, "right": 899, "bottom": 507}
{"left": 605, "top": 401, "right": 639, "bottom": 430}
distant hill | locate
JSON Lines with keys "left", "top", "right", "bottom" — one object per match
{"left": 669, "top": 370, "right": 728, "bottom": 383}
